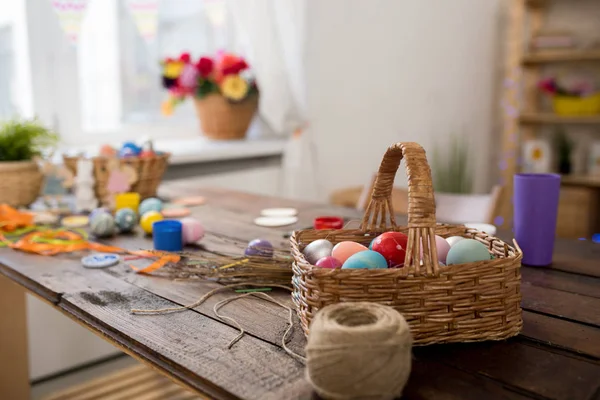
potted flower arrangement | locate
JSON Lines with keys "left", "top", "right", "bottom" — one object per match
{"left": 0, "top": 118, "right": 59, "bottom": 206}
{"left": 161, "top": 52, "right": 259, "bottom": 140}
{"left": 539, "top": 77, "right": 600, "bottom": 116}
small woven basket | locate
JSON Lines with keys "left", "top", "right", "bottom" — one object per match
{"left": 193, "top": 93, "right": 258, "bottom": 140}
{"left": 291, "top": 142, "right": 523, "bottom": 345}
{"left": 63, "top": 154, "right": 170, "bottom": 202}
{"left": 0, "top": 161, "right": 44, "bottom": 207}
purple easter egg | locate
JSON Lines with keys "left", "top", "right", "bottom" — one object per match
{"left": 315, "top": 256, "right": 342, "bottom": 269}
{"left": 244, "top": 239, "right": 274, "bottom": 258}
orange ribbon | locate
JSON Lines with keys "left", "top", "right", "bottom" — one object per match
{"left": 0, "top": 205, "right": 34, "bottom": 232}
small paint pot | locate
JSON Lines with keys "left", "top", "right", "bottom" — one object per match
{"left": 115, "top": 192, "right": 141, "bottom": 212}
{"left": 314, "top": 216, "right": 344, "bottom": 230}
{"left": 152, "top": 220, "right": 183, "bottom": 252}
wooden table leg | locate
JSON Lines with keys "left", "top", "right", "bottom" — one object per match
{"left": 0, "top": 274, "right": 30, "bottom": 399}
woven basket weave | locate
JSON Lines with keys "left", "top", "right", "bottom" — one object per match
{"left": 63, "top": 154, "right": 170, "bottom": 203}
{"left": 0, "top": 161, "right": 44, "bottom": 207}
{"left": 291, "top": 142, "right": 523, "bottom": 345}
{"left": 193, "top": 94, "right": 258, "bottom": 140}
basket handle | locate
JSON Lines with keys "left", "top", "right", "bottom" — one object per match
{"left": 360, "top": 142, "right": 439, "bottom": 276}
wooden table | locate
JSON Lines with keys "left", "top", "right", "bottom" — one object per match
{"left": 1, "top": 187, "right": 599, "bottom": 400}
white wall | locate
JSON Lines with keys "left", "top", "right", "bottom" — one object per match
{"left": 306, "top": 0, "right": 501, "bottom": 202}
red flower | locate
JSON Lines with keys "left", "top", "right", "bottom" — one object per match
{"left": 179, "top": 52, "right": 191, "bottom": 63}
{"left": 196, "top": 57, "right": 214, "bottom": 78}
{"left": 222, "top": 60, "right": 249, "bottom": 76}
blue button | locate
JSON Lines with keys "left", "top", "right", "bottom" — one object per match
{"left": 82, "top": 253, "right": 120, "bottom": 269}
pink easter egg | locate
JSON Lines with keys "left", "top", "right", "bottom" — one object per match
{"left": 420, "top": 235, "right": 451, "bottom": 264}
{"left": 332, "top": 241, "right": 368, "bottom": 264}
{"left": 180, "top": 217, "right": 205, "bottom": 244}
{"left": 315, "top": 256, "right": 342, "bottom": 269}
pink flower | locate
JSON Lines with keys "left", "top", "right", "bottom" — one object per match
{"left": 196, "top": 57, "right": 214, "bottom": 78}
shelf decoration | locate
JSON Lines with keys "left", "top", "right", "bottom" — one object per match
{"left": 539, "top": 77, "right": 600, "bottom": 116}
{"left": 49, "top": 0, "right": 90, "bottom": 45}
{"left": 523, "top": 138, "right": 552, "bottom": 173}
{"left": 125, "top": 0, "right": 159, "bottom": 44}
{"left": 160, "top": 52, "right": 259, "bottom": 140}
{"left": 589, "top": 141, "right": 600, "bottom": 176}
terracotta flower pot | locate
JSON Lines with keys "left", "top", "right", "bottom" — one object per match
{"left": 193, "top": 93, "right": 258, "bottom": 140}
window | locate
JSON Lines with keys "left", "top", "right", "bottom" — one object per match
{"left": 0, "top": 26, "right": 15, "bottom": 118}
{"left": 27, "top": 0, "right": 240, "bottom": 144}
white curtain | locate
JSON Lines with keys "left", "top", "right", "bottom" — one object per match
{"left": 226, "top": 0, "right": 318, "bottom": 200}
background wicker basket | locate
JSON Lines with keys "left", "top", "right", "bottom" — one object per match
{"left": 291, "top": 142, "right": 523, "bottom": 345}
{"left": 0, "top": 161, "right": 44, "bottom": 207}
{"left": 63, "top": 154, "right": 170, "bottom": 203}
{"left": 193, "top": 93, "right": 258, "bottom": 140}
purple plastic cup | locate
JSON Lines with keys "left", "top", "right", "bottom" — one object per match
{"left": 513, "top": 173, "right": 561, "bottom": 266}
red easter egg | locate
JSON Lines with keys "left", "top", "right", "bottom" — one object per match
{"left": 139, "top": 150, "right": 155, "bottom": 159}
{"left": 372, "top": 232, "right": 408, "bottom": 268}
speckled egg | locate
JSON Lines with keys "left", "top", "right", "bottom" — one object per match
{"left": 332, "top": 241, "right": 368, "bottom": 264}
{"left": 115, "top": 208, "right": 137, "bottom": 233}
{"left": 446, "top": 239, "right": 491, "bottom": 265}
{"left": 180, "top": 217, "right": 205, "bottom": 244}
{"left": 90, "top": 213, "right": 116, "bottom": 238}
{"left": 302, "top": 239, "right": 333, "bottom": 264}
{"left": 139, "top": 197, "right": 163, "bottom": 215}
{"left": 446, "top": 236, "right": 466, "bottom": 247}
{"left": 315, "top": 256, "right": 342, "bottom": 269}
{"left": 372, "top": 232, "right": 409, "bottom": 268}
{"left": 342, "top": 250, "right": 388, "bottom": 269}
{"left": 245, "top": 239, "right": 274, "bottom": 258}
{"left": 89, "top": 207, "right": 110, "bottom": 221}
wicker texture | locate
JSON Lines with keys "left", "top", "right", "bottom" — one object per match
{"left": 63, "top": 154, "right": 169, "bottom": 202}
{"left": 291, "top": 142, "right": 523, "bottom": 345}
{"left": 0, "top": 161, "right": 44, "bottom": 207}
{"left": 193, "top": 94, "right": 258, "bottom": 140}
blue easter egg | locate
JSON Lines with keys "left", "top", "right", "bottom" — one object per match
{"left": 115, "top": 208, "right": 138, "bottom": 233}
{"left": 368, "top": 237, "right": 377, "bottom": 250}
{"left": 89, "top": 207, "right": 110, "bottom": 221}
{"left": 119, "top": 142, "right": 142, "bottom": 158}
{"left": 446, "top": 239, "right": 491, "bottom": 265}
{"left": 342, "top": 250, "right": 388, "bottom": 269}
{"left": 139, "top": 197, "right": 163, "bottom": 215}
{"left": 90, "top": 213, "right": 116, "bottom": 238}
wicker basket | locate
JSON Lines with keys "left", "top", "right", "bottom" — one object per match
{"left": 193, "top": 93, "right": 258, "bottom": 140}
{"left": 0, "top": 161, "right": 44, "bottom": 207}
{"left": 63, "top": 154, "right": 170, "bottom": 202}
{"left": 291, "top": 142, "right": 523, "bottom": 345}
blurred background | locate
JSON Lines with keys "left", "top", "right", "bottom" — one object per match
{"left": 0, "top": 0, "right": 598, "bottom": 392}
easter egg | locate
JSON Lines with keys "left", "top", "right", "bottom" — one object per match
{"left": 368, "top": 238, "right": 376, "bottom": 250}
{"left": 371, "top": 232, "right": 408, "bottom": 268}
{"left": 245, "top": 239, "right": 274, "bottom": 258}
{"left": 332, "top": 241, "right": 368, "bottom": 264}
{"left": 302, "top": 239, "right": 333, "bottom": 264}
{"left": 99, "top": 145, "right": 117, "bottom": 157}
{"left": 89, "top": 207, "right": 110, "bottom": 221}
{"left": 115, "top": 208, "right": 137, "bottom": 233}
{"left": 90, "top": 213, "right": 116, "bottom": 238}
{"left": 315, "top": 256, "right": 342, "bottom": 269}
{"left": 139, "top": 197, "right": 163, "bottom": 215}
{"left": 420, "top": 235, "right": 451, "bottom": 264}
{"left": 446, "top": 239, "right": 491, "bottom": 265}
{"left": 119, "top": 142, "right": 141, "bottom": 158}
{"left": 140, "top": 211, "right": 164, "bottom": 234}
{"left": 342, "top": 250, "right": 388, "bottom": 269}
{"left": 139, "top": 150, "right": 155, "bottom": 159}
{"left": 446, "top": 236, "right": 465, "bottom": 247}
{"left": 180, "top": 217, "right": 204, "bottom": 244}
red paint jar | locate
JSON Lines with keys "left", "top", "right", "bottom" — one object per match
{"left": 314, "top": 216, "right": 344, "bottom": 230}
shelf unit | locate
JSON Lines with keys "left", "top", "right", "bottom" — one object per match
{"left": 499, "top": 0, "right": 600, "bottom": 235}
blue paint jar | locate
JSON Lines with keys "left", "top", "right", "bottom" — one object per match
{"left": 152, "top": 220, "right": 183, "bottom": 252}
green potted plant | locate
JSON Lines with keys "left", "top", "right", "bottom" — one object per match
{"left": 431, "top": 133, "right": 473, "bottom": 194}
{"left": 0, "top": 118, "right": 59, "bottom": 206}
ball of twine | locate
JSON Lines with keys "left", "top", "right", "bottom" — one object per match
{"left": 305, "top": 302, "right": 413, "bottom": 400}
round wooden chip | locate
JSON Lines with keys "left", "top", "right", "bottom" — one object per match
{"left": 171, "top": 196, "right": 206, "bottom": 206}
{"left": 62, "top": 215, "right": 90, "bottom": 228}
{"left": 253, "top": 216, "right": 298, "bottom": 227}
{"left": 260, "top": 208, "right": 298, "bottom": 217}
{"left": 162, "top": 207, "right": 191, "bottom": 218}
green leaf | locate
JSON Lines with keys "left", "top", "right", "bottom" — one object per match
{"left": 195, "top": 78, "right": 218, "bottom": 99}
{"left": 430, "top": 133, "right": 473, "bottom": 194}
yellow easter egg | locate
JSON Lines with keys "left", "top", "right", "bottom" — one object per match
{"left": 140, "top": 211, "right": 164, "bottom": 234}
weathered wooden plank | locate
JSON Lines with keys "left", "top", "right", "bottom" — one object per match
{"left": 521, "top": 267, "right": 600, "bottom": 298}
{"left": 60, "top": 276, "right": 311, "bottom": 400}
{"left": 415, "top": 340, "right": 600, "bottom": 400}
{"left": 521, "top": 283, "right": 600, "bottom": 327}
{"left": 522, "top": 311, "right": 600, "bottom": 359}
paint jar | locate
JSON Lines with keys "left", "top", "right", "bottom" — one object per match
{"left": 153, "top": 220, "right": 183, "bottom": 252}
